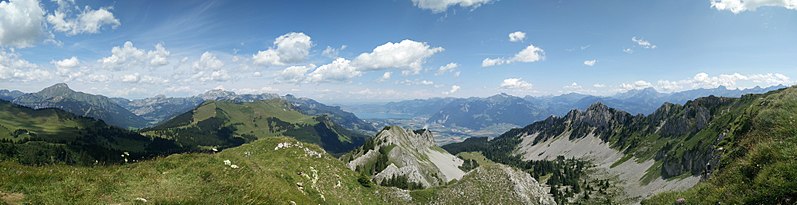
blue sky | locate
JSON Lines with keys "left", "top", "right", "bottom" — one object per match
{"left": 1, "top": 0, "right": 796, "bottom": 103}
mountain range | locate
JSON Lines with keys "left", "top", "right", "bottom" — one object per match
{"left": 343, "top": 85, "right": 787, "bottom": 131}
{"left": 443, "top": 86, "right": 797, "bottom": 204}
{"left": 11, "top": 83, "right": 150, "bottom": 129}
{"left": 1, "top": 84, "right": 375, "bottom": 134}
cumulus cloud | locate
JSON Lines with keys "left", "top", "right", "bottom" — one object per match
{"left": 0, "top": 49, "right": 51, "bottom": 81}
{"left": 583, "top": 59, "right": 597, "bottom": 66}
{"left": 252, "top": 32, "right": 313, "bottom": 66}
{"left": 436, "top": 62, "right": 458, "bottom": 75}
{"left": 191, "top": 52, "right": 229, "bottom": 82}
{"left": 99, "top": 41, "right": 171, "bottom": 70}
{"left": 52, "top": 56, "right": 79, "bottom": 76}
{"left": 278, "top": 65, "right": 313, "bottom": 83}
{"left": 620, "top": 80, "right": 653, "bottom": 91}
{"left": 710, "top": 0, "right": 797, "bottom": 14}
{"left": 508, "top": 31, "right": 526, "bottom": 42}
{"left": 500, "top": 78, "right": 533, "bottom": 90}
{"left": 380, "top": 72, "right": 392, "bottom": 81}
{"left": 444, "top": 85, "right": 460, "bottom": 95}
{"left": 47, "top": 0, "right": 121, "bottom": 35}
{"left": 482, "top": 44, "right": 545, "bottom": 67}
{"left": 352, "top": 39, "right": 443, "bottom": 75}
{"left": 411, "top": 0, "right": 494, "bottom": 13}
{"left": 307, "top": 58, "right": 361, "bottom": 83}
{"left": 632, "top": 36, "right": 656, "bottom": 49}
{"left": 0, "top": 0, "right": 46, "bottom": 48}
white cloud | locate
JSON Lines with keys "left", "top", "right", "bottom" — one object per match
{"left": 252, "top": 32, "right": 312, "bottom": 66}
{"left": 53, "top": 56, "right": 79, "bottom": 69}
{"left": 482, "top": 44, "right": 545, "bottom": 67}
{"left": 623, "top": 48, "right": 634, "bottom": 54}
{"left": 657, "top": 73, "right": 792, "bottom": 92}
{"left": 508, "top": 31, "right": 526, "bottom": 42}
{"left": 47, "top": 0, "right": 121, "bottom": 36}
{"left": 99, "top": 41, "right": 171, "bottom": 70}
{"left": 444, "top": 85, "right": 460, "bottom": 95}
{"left": 307, "top": 58, "right": 361, "bottom": 83}
{"left": 411, "top": 0, "right": 493, "bottom": 13}
{"left": 400, "top": 79, "right": 435, "bottom": 86}
{"left": 0, "top": 0, "right": 46, "bottom": 48}
{"left": 352, "top": 39, "right": 443, "bottom": 75}
{"left": 620, "top": 80, "right": 653, "bottom": 91}
{"left": 500, "top": 78, "right": 533, "bottom": 90}
{"left": 481, "top": 58, "right": 506, "bottom": 67}
{"left": 632, "top": 36, "right": 656, "bottom": 49}
{"left": 380, "top": 72, "right": 392, "bottom": 81}
{"left": 564, "top": 82, "right": 582, "bottom": 90}
{"left": 710, "top": 0, "right": 797, "bottom": 14}
{"left": 278, "top": 65, "right": 313, "bottom": 83}
{"left": 0, "top": 49, "right": 51, "bottom": 81}
{"left": 436, "top": 62, "right": 458, "bottom": 75}
{"left": 191, "top": 52, "right": 229, "bottom": 82}
{"left": 322, "top": 45, "right": 346, "bottom": 58}
{"left": 121, "top": 73, "right": 168, "bottom": 84}
{"left": 583, "top": 59, "right": 597, "bottom": 66}
{"left": 52, "top": 56, "right": 79, "bottom": 76}
{"left": 121, "top": 73, "right": 139, "bottom": 83}
{"left": 593, "top": 83, "right": 606, "bottom": 88}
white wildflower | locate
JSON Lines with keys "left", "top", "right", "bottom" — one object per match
{"left": 134, "top": 197, "right": 148, "bottom": 203}
{"left": 230, "top": 164, "right": 239, "bottom": 169}
{"left": 223, "top": 160, "right": 232, "bottom": 166}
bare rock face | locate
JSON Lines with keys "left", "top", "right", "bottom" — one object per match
{"left": 346, "top": 126, "right": 464, "bottom": 188}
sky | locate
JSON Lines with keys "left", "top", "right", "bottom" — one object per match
{"left": 1, "top": 0, "right": 796, "bottom": 103}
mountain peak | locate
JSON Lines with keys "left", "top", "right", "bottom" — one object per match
{"left": 38, "top": 83, "right": 75, "bottom": 96}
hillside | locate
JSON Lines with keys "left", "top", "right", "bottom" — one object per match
{"left": 444, "top": 86, "right": 797, "bottom": 203}
{"left": 143, "top": 99, "right": 369, "bottom": 155}
{"left": 0, "top": 100, "right": 182, "bottom": 165}
{"left": 0, "top": 137, "right": 385, "bottom": 204}
{"left": 12, "top": 83, "right": 148, "bottom": 129}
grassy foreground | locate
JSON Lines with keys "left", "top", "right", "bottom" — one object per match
{"left": 0, "top": 137, "right": 385, "bottom": 204}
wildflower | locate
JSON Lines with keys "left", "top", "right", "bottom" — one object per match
{"left": 230, "top": 164, "right": 240, "bottom": 169}
{"left": 224, "top": 160, "right": 232, "bottom": 166}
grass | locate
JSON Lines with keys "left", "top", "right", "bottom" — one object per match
{"left": 0, "top": 137, "right": 387, "bottom": 204}
{"left": 643, "top": 87, "right": 797, "bottom": 204}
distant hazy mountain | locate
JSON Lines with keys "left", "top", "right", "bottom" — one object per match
{"left": 428, "top": 93, "right": 547, "bottom": 130}
{"left": 0, "top": 89, "right": 24, "bottom": 101}
{"left": 12, "top": 83, "right": 149, "bottom": 129}
{"left": 348, "top": 85, "right": 786, "bottom": 130}
{"left": 113, "top": 95, "right": 204, "bottom": 126}
{"left": 117, "top": 89, "right": 375, "bottom": 132}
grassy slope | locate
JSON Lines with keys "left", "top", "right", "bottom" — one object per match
{"left": 0, "top": 137, "right": 386, "bottom": 204}
{"left": 145, "top": 100, "right": 366, "bottom": 155}
{"left": 0, "top": 100, "right": 182, "bottom": 165}
{"left": 643, "top": 87, "right": 797, "bottom": 204}
{"left": 0, "top": 101, "right": 82, "bottom": 142}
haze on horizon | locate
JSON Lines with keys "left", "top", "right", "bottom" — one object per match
{"left": 1, "top": 0, "right": 796, "bottom": 103}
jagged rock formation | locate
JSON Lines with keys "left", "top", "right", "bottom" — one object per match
{"left": 443, "top": 89, "right": 779, "bottom": 201}
{"left": 344, "top": 126, "right": 465, "bottom": 188}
